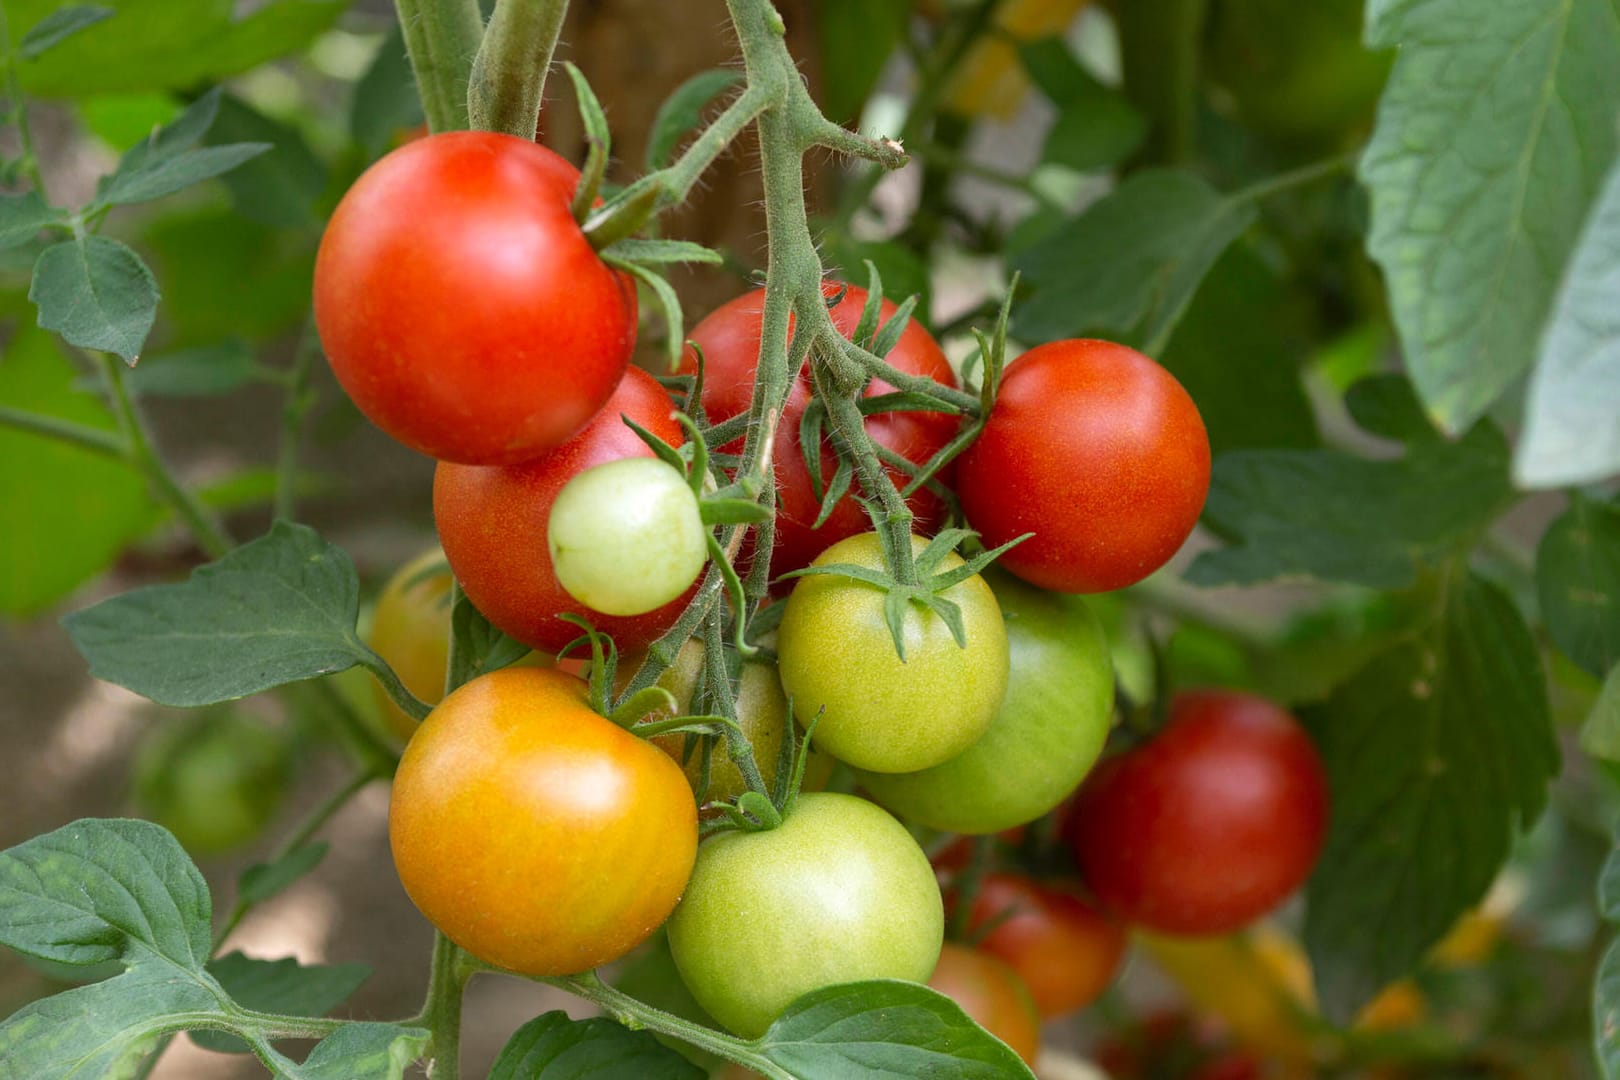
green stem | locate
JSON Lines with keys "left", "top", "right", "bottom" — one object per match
{"left": 309, "top": 676, "right": 402, "bottom": 776}
{"left": 274, "top": 319, "right": 320, "bottom": 522}
{"left": 1116, "top": 0, "right": 1207, "bottom": 166}
{"left": 419, "top": 933, "right": 472, "bottom": 1079}
{"left": 1233, "top": 151, "right": 1358, "bottom": 204}
{"left": 0, "top": 4, "right": 48, "bottom": 196}
{"left": 96, "top": 353, "right": 232, "bottom": 558}
{"left": 822, "top": 386, "right": 918, "bottom": 585}
{"left": 467, "top": 0, "right": 568, "bottom": 137}
{"left": 657, "top": 87, "right": 771, "bottom": 206}
{"left": 394, "top": 0, "right": 484, "bottom": 133}
{"left": 0, "top": 404, "right": 126, "bottom": 457}
{"left": 909, "top": 139, "right": 1063, "bottom": 210}
{"left": 702, "top": 607, "right": 770, "bottom": 799}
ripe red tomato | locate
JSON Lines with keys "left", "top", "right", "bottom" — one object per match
{"left": 960, "top": 873, "right": 1126, "bottom": 1019}
{"left": 927, "top": 943, "right": 1043, "bottom": 1066}
{"left": 389, "top": 667, "right": 697, "bottom": 975}
{"left": 957, "top": 339, "right": 1210, "bottom": 593}
{"left": 314, "top": 131, "right": 637, "bottom": 465}
{"left": 680, "top": 284, "right": 960, "bottom": 577}
{"left": 1068, "top": 689, "right": 1329, "bottom": 935}
{"left": 433, "top": 366, "right": 694, "bottom": 654}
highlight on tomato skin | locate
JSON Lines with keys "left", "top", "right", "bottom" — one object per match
{"left": 956, "top": 337, "right": 1211, "bottom": 595}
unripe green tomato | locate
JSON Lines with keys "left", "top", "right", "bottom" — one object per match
{"left": 132, "top": 708, "right": 292, "bottom": 855}
{"left": 547, "top": 457, "right": 708, "bottom": 616}
{"left": 777, "top": 533, "right": 1009, "bottom": 773}
{"left": 858, "top": 571, "right": 1114, "bottom": 833}
{"left": 666, "top": 792, "right": 944, "bottom": 1037}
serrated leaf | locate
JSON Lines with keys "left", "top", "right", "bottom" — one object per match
{"left": 206, "top": 94, "right": 326, "bottom": 228}
{"left": 1012, "top": 169, "right": 1255, "bottom": 353}
{"left": 0, "top": 966, "right": 217, "bottom": 1077}
{"left": 600, "top": 238, "right": 723, "bottom": 265}
{"left": 125, "top": 339, "right": 257, "bottom": 397}
{"left": 1188, "top": 398, "right": 1513, "bottom": 588}
{"left": 646, "top": 69, "right": 742, "bottom": 170}
{"left": 1581, "top": 664, "right": 1620, "bottom": 766}
{"left": 1303, "top": 573, "right": 1558, "bottom": 1022}
{"left": 239, "top": 842, "right": 328, "bottom": 907}
{"left": 18, "top": 4, "right": 115, "bottom": 59}
{"left": 1517, "top": 154, "right": 1620, "bottom": 487}
{"left": 1536, "top": 495, "right": 1620, "bottom": 678}
{"left": 193, "top": 953, "right": 369, "bottom": 1054}
{"left": 756, "top": 979, "right": 1036, "bottom": 1080}
{"left": 97, "top": 141, "right": 270, "bottom": 208}
{"left": 62, "top": 521, "right": 394, "bottom": 708}
{"left": 0, "top": 190, "right": 66, "bottom": 249}
{"left": 30, "top": 235, "right": 158, "bottom": 362}
{"left": 351, "top": 21, "right": 423, "bottom": 159}
{"left": 283, "top": 1022, "right": 429, "bottom": 1080}
{"left": 1360, "top": 0, "right": 1620, "bottom": 433}
{"left": 1595, "top": 936, "right": 1620, "bottom": 1077}
{"left": 488, "top": 1012, "right": 704, "bottom": 1080}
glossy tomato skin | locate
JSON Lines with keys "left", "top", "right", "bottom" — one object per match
{"left": 433, "top": 366, "right": 694, "bottom": 654}
{"left": 961, "top": 873, "right": 1126, "bottom": 1018}
{"left": 927, "top": 943, "right": 1043, "bottom": 1066}
{"left": 858, "top": 571, "right": 1113, "bottom": 832}
{"left": 666, "top": 792, "right": 943, "bottom": 1037}
{"left": 365, "top": 548, "right": 453, "bottom": 740}
{"left": 957, "top": 339, "right": 1210, "bottom": 593}
{"left": 389, "top": 667, "right": 697, "bottom": 975}
{"left": 680, "top": 284, "right": 960, "bottom": 578}
{"left": 1068, "top": 689, "right": 1329, "bottom": 935}
{"left": 314, "top": 131, "right": 636, "bottom": 464}
{"left": 777, "top": 533, "right": 1009, "bottom": 773}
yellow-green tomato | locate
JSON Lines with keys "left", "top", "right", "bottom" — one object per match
{"left": 365, "top": 547, "right": 453, "bottom": 740}
{"left": 776, "top": 533, "right": 1008, "bottom": 773}
{"left": 858, "top": 571, "right": 1114, "bottom": 833}
{"left": 133, "top": 708, "right": 292, "bottom": 855}
{"left": 547, "top": 457, "right": 708, "bottom": 616}
{"left": 666, "top": 792, "right": 944, "bottom": 1037}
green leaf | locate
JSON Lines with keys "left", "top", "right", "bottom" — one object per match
{"left": 30, "top": 235, "right": 159, "bottom": 362}
{"left": 18, "top": 4, "right": 115, "bottom": 59}
{"left": 239, "top": 842, "right": 328, "bottom": 907}
{"left": 1517, "top": 155, "right": 1620, "bottom": 487}
{"left": 1303, "top": 573, "right": 1558, "bottom": 1022}
{"left": 125, "top": 339, "right": 257, "bottom": 397}
{"left": 13, "top": 0, "right": 346, "bottom": 98}
{"left": 76, "top": 91, "right": 180, "bottom": 150}
{"left": 1189, "top": 383, "right": 1514, "bottom": 588}
{"left": 0, "top": 325, "right": 151, "bottom": 616}
{"left": 98, "top": 142, "right": 270, "bottom": 209}
{"left": 1599, "top": 830, "right": 1620, "bottom": 922}
{"left": 351, "top": 21, "right": 423, "bottom": 159}
{"left": 1580, "top": 664, "right": 1620, "bottom": 766}
{"left": 450, "top": 589, "right": 532, "bottom": 687}
{"left": 1020, "top": 39, "right": 1145, "bottom": 172}
{"left": 193, "top": 953, "right": 369, "bottom": 1054}
{"left": 701, "top": 497, "right": 772, "bottom": 526}
{"left": 144, "top": 207, "right": 313, "bottom": 347}
{"left": 607, "top": 258, "right": 686, "bottom": 370}
{"left": 645, "top": 69, "right": 742, "bottom": 171}
{"left": 488, "top": 1012, "right": 704, "bottom": 1079}
{"left": 206, "top": 93, "right": 327, "bottom": 228}
{"left": 756, "top": 979, "right": 1036, "bottom": 1080}
{"left": 1595, "top": 937, "right": 1620, "bottom": 1078}
{"left": 1360, "top": 0, "right": 1620, "bottom": 433}
{"left": 1011, "top": 169, "right": 1256, "bottom": 353}
{"left": 1536, "top": 494, "right": 1620, "bottom": 678}
{"left": 282, "top": 1023, "right": 429, "bottom": 1080}
{"left": 0, "top": 190, "right": 66, "bottom": 249}
{"left": 600, "top": 238, "right": 723, "bottom": 266}
{"left": 814, "top": 0, "right": 909, "bottom": 123}
{"left": 62, "top": 521, "right": 397, "bottom": 708}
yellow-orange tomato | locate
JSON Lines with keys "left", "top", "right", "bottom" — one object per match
{"left": 366, "top": 549, "right": 453, "bottom": 740}
{"left": 928, "top": 943, "right": 1043, "bottom": 1066}
{"left": 942, "top": 0, "right": 1091, "bottom": 119}
{"left": 389, "top": 667, "right": 698, "bottom": 975}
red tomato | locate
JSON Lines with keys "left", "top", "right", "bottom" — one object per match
{"left": 314, "top": 131, "right": 637, "bottom": 464}
{"left": 433, "top": 366, "right": 694, "bottom": 654}
{"left": 679, "top": 284, "right": 960, "bottom": 577}
{"left": 961, "top": 873, "right": 1125, "bottom": 1018}
{"left": 927, "top": 943, "right": 1043, "bottom": 1066}
{"left": 957, "top": 339, "right": 1210, "bottom": 593}
{"left": 1068, "top": 689, "right": 1329, "bottom": 935}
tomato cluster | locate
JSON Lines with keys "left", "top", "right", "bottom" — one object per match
{"left": 319, "top": 131, "right": 1328, "bottom": 1050}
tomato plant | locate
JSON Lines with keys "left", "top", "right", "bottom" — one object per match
{"left": 313, "top": 131, "right": 637, "bottom": 465}
{"left": 1067, "top": 690, "right": 1329, "bottom": 935}
{"left": 927, "top": 943, "right": 1043, "bottom": 1066}
{"left": 776, "top": 532, "right": 1009, "bottom": 773}
{"left": 131, "top": 707, "right": 292, "bottom": 856}
{"left": 389, "top": 666, "right": 697, "bottom": 976}
{"left": 364, "top": 548, "right": 454, "bottom": 739}
{"left": 957, "top": 339, "right": 1211, "bottom": 594}
{"left": 665, "top": 792, "right": 944, "bottom": 1037}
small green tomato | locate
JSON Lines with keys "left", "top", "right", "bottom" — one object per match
{"left": 547, "top": 456, "right": 708, "bottom": 617}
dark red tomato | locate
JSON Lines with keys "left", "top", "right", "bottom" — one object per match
{"left": 314, "top": 131, "right": 637, "bottom": 465}
{"left": 956, "top": 339, "right": 1209, "bottom": 593}
{"left": 679, "top": 283, "right": 960, "bottom": 577}
{"left": 961, "top": 873, "right": 1125, "bottom": 1019}
{"left": 1068, "top": 689, "right": 1329, "bottom": 935}
{"left": 433, "top": 366, "right": 694, "bottom": 654}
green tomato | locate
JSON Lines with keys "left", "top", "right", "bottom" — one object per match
{"left": 666, "top": 792, "right": 944, "bottom": 1037}
{"left": 776, "top": 533, "right": 1008, "bottom": 773}
{"left": 547, "top": 456, "right": 708, "bottom": 616}
{"left": 133, "top": 708, "right": 292, "bottom": 855}
{"left": 858, "top": 571, "right": 1114, "bottom": 833}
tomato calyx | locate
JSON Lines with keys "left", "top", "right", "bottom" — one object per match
{"left": 700, "top": 711, "right": 824, "bottom": 838}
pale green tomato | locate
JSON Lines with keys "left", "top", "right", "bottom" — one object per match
{"left": 858, "top": 570, "right": 1114, "bottom": 833}
{"left": 666, "top": 792, "right": 944, "bottom": 1037}
{"left": 547, "top": 457, "right": 707, "bottom": 616}
{"left": 776, "top": 532, "right": 1009, "bottom": 773}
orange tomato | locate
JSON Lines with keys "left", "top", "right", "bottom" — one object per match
{"left": 928, "top": 943, "right": 1043, "bottom": 1065}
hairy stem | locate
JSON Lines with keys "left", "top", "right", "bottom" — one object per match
{"left": 419, "top": 933, "right": 472, "bottom": 1079}
{"left": 0, "top": 404, "right": 125, "bottom": 457}
{"left": 395, "top": 0, "right": 484, "bottom": 132}
{"left": 468, "top": 0, "right": 568, "bottom": 137}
